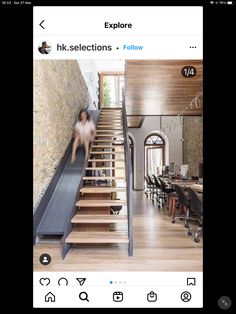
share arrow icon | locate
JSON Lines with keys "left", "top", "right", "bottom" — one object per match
{"left": 76, "top": 278, "right": 86, "bottom": 286}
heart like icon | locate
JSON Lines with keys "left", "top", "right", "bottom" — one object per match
{"left": 39, "top": 278, "right": 50, "bottom": 286}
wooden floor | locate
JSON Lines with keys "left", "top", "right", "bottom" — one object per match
{"left": 33, "top": 191, "right": 202, "bottom": 271}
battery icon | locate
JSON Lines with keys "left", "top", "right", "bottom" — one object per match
{"left": 227, "top": 1, "right": 233, "bottom": 4}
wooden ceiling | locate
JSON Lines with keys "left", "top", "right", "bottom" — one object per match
{"left": 125, "top": 60, "right": 203, "bottom": 117}
{"left": 127, "top": 116, "right": 145, "bottom": 128}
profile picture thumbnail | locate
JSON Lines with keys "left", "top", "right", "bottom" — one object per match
{"left": 38, "top": 41, "right": 52, "bottom": 54}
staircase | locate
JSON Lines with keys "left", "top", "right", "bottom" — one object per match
{"left": 63, "top": 107, "right": 133, "bottom": 256}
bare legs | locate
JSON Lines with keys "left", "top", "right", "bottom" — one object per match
{"left": 71, "top": 134, "right": 80, "bottom": 163}
{"left": 71, "top": 134, "right": 90, "bottom": 163}
{"left": 83, "top": 135, "right": 90, "bottom": 160}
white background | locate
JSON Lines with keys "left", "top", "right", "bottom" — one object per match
{"left": 34, "top": 6, "right": 203, "bottom": 59}
{"left": 34, "top": 6, "right": 203, "bottom": 36}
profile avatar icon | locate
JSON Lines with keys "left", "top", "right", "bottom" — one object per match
{"left": 38, "top": 41, "right": 51, "bottom": 54}
{"left": 39, "top": 253, "right": 51, "bottom": 265}
{"left": 180, "top": 291, "right": 191, "bottom": 302}
{"left": 43, "top": 256, "right": 48, "bottom": 263}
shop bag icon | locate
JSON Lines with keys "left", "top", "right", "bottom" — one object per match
{"left": 147, "top": 291, "right": 157, "bottom": 302}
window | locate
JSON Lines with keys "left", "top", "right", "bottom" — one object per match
{"left": 144, "top": 134, "right": 165, "bottom": 176}
{"left": 99, "top": 73, "right": 124, "bottom": 107}
{"left": 145, "top": 134, "right": 164, "bottom": 145}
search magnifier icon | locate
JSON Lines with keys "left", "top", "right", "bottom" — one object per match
{"left": 79, "top": 291, "right": 89, "bottom": 302}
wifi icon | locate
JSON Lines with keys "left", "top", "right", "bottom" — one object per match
{"left": 76, "top": 278, "right": 86, "bottom": 286}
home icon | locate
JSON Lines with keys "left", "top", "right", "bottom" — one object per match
{"left": 45, "top": 292, "right": 55, "bottom": 302}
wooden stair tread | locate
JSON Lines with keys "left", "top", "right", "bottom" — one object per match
{"left": 100, "top": 113, "right": 121, "bottom": 115}
{"left": 101, "top": 112, "right": 122, "bottom": 114}
{"left": 71, "top": 214, "right": 127, "bottom": 223}
{"left": 98, "top": 122, "right": 122, "bottom": 123}
{"left": 91, "top": 145, "right": 124, "bottom": 148}
{"left": 102, "top": 107, "right": 122, "bottom": 109}
{"left": 99, "top": 117, "right": 122, "bottom": 119}
{"left": 97, "top": 122, "right": 123, "bottom": 128}
{"left": 98, "top": 124, "right": 122, "bottom": 126}
{"left": 80, "top": 187, "right": 126, "bottom": 193}
{"left": 86, "top": 167, "right": 124, "bottom": 170}
{"left": 96, "top": 134, "right": 124, "bottom": 137}
{"left": 93, "top": 140, "right": 123, "bottom": 143}
{"left": 90, "top": 151, "right": 124, "bottom": 155}
{"left": 88, "top": 159, "right": 125, "bottom": 162}
{"left": 97, "top": 128, "right": 123, "bottom": 131}
{"left": 96, "top": 130, "right": 124, "bottom": 135}
{"left": 76, "top": 200, "right": 127, "bottom": 207}
{"left": 83, "top": 176, "right": 125, "bottom": 180}
{"left": 100, "top": 110, "right": 121, "bottom": 112}
{"left": 100, "top": 114, "right": 121, "bottom": 115}
{"left": 99, "top": 119, "right": 122, "bottom": 121}
{"left": 97, "top": 128, "right": 123, "bottom": 133}
{"left": 97, "top": 123, "right": 123, "bottom": 126}
{"left": 66, "top": 231, "right": 129, "bottom": 243}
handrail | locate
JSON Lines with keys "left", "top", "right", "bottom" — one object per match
{"left": 122, "top": 89, "right": 133, "bottom": 256}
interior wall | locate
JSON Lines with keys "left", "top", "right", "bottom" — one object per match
{"left": 77, "top": 60, "right": 99, "bottom": 109}
{"left": 128, "top": 116, "right": 183, "bottom": 190}
{"left": 33, "top": 60, "right": 90, "bottom": 211}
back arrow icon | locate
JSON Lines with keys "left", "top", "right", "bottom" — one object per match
{"left": 39, "top": 20, "right": 45, "bottom": 29}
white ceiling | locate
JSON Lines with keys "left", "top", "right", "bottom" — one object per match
{"left": 94, "top": 60, "right": 125, "bottom": 73}
{"left": 78, "top": 59, "right": 125, "bottom": 73}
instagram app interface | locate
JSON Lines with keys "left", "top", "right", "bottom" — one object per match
{"left": 33, "top": 6, "right": 203, "bottom": 308}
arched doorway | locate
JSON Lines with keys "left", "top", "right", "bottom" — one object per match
{"left": 144, "top": 134, "right": 165, "bottom": 177}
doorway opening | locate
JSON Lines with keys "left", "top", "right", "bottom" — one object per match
{"left": 144, "top": 134, "right": 165, "bottom": 177}
{"left": 99, "top": 73, "right": 124, "bottom": 108}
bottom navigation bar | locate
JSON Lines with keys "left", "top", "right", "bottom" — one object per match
{"left": 34, "top": 272, "right": 203, "bottom": 308}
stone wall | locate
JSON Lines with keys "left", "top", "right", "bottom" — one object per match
{"left": 33, "top": 60, "right": 89, "bottom": 211}
{"left": 183, "top": 116, "right": 203, "bottom": 177}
